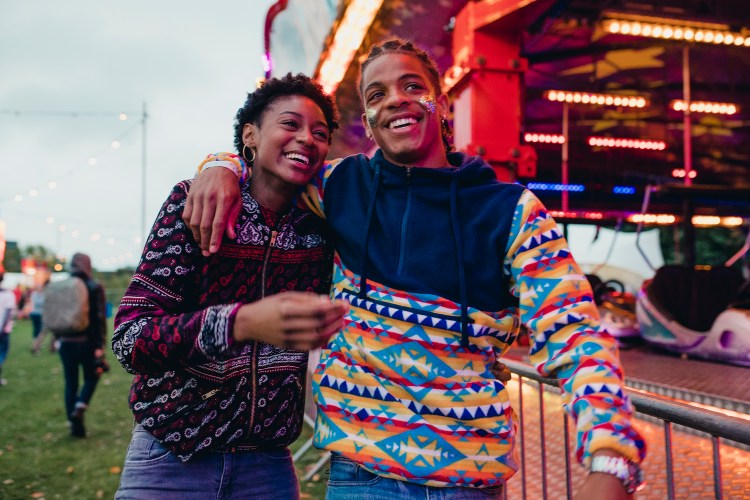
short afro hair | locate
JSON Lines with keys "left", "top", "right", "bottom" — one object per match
{"left": 234, "top": 73, "right": 339, "bottom": 154}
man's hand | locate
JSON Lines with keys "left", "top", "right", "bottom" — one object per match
{"left": 491, "top": 360, "right": 512, "bottom": 383}
{"left": 233, "top": 293, "right": 348, "bottom": 351}
{"left": 183, "top": 167, "right": 242, "bottom": 256}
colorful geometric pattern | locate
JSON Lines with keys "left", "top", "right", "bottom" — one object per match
{"left": 309, "top": 180, "right": 645, "bottom": 487}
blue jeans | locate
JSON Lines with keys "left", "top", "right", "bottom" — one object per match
{"left": 0, "top": 332, "right": 9, "bottom": 366}
{"left": 30, "top": 313, "right": 43, "bottom": 338}
{"left": 116, "top": 424, "right": 300, "bottom": 500}
{"left": 58, "top": 340, "right": 99, "bottom": 419}
{"left": 326, "top": 453, "right": 504, "bottom": 500}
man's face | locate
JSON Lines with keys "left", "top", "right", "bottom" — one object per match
{"left": 360, "top": 53, "right": 449, "bottom": 168}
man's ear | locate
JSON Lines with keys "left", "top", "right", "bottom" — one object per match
{"left": 242, "top": 123, "right": 259, "bottom": 148}
{"left": 437, "top": 93, "right": 450, "bottom": 117}
{"left": 360, "top": 113, "right": 373, "bottom": 140}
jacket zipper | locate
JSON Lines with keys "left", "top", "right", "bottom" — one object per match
{"left": 260, "top": 218, "right": 282, "bottom": 299}
{"left": 252, "top": 215, "right": 283, "bottom": 433}
{"left": 396, "top": 167, "right": 412, "bottom": 275}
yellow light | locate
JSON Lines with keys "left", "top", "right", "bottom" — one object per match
{"left": 721, "top": 217, "right": 744, "bottom": 227}
{"left": 604, "top": 16, "right": 749, "bottom": 47}
{"left": 545, "top": 90, "right": 648, "bottom": 108}
{"left": 588, "top": 136, "right": 666, "bottom": 150}
{"left": 524, "top": 132, "right": 565, "bottom": 144}
{"left": 670, "top": 99, "right": 738, "bottom": 115}
{"left": 692, "top": 215, "right": 721, "bottom": 226}
{"left": 627, "top": 214, "right": 676, "bottom": 224}
{"left": 317, "top": 0, "right": 386, "bottom": 95}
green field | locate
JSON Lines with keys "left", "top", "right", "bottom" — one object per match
{"left": 0, "top": 319, "right": 328, "bottom": 499}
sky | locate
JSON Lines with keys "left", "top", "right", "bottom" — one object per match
{"left": 0, "top": 0, "right": 276, "bottom": 271}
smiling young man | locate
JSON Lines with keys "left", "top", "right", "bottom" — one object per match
{"left": 184, "top": 40, "right": 646, "bottom": 499}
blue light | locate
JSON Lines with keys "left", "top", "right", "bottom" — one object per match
{"left": 527, "top": 182, "right": 585, "bottom": 192}
{"left": 612, "top": 186, "right": 636, "bottom": 195}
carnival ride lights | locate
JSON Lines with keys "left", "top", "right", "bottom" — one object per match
{"left": 613, "top": 186, "right": 636, "bottom": 195}
{"left": 545, "top": 90, "right": 647, "bottom": 108}
{"left": 672, "top": 168, "right": 698, "bottom": 179}
{"left": 316, "top": 0, "right": 385, "bottom": 95}
{"left": 527, "top": 182, "right": 585, "bottom": 192}
{"left": 603, "top": 18, "right": 750, "bottom": 47}
{"left": 524, "top": 133, "right": 565, "bottom": 144}
{"left": 670, "top": 100, "right": 738, "bottom": 115}
{"left": 588, "top": 137, "right": 666, "bottom": 150}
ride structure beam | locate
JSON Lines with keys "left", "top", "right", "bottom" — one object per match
{"left": 445, "top": 0, "right": 552, "bottom": 181}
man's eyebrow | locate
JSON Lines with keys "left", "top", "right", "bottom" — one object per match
{"left": 364, "top": 73, "right": 426, "bottom": 92}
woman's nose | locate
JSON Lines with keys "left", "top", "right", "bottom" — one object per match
{"left": 297, "top": 128, "right": 314, "bottom": 145}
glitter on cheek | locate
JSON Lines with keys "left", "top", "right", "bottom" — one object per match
{"left": 365, "top": 108, "right": 377, "bottom": 128}
{"left": 419, "top": 95, "right": 437, "bottom": 114}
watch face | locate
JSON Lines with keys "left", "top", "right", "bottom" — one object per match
{"left": 628, "top": 462, "right": 646, "bottom": 493}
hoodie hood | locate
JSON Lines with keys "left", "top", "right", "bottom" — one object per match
{"left": 70, "top": 253, "right": 93, "bottom": 279}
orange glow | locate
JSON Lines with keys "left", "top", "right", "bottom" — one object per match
{"left": 627, "top": 214, "right": 677, "bottom": 224}
{"left": 317, "top": 0, "right": 385, "bottom": 95}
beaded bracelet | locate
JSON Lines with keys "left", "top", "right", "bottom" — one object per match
{"left": 196, "top": 153, "right": 249, "bottom": 183}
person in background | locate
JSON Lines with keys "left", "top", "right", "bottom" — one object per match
{"left": 59, "top": 252, "right": 107, "bottom": 437}
{"left": 185, "top": 39, "right": 646, "bottom": 499}
{"left": 29, "top": 280, "right": 49, "bottom": 355}
{"left": 111, "top": 73, "right": 348, "bottom": 500}
{"left": 0, "top": 271, "right": 17, "bottom": 386}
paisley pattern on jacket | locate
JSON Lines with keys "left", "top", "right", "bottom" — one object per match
{"left": 112, "top": 180, "right": 332, "bottom": 461}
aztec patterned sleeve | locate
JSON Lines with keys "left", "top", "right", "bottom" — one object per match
{"left": 112, "top": 180, "right": 241, "bottom": 375}
{"left": 504, "top": 189, "right": 647, "bottom": 466}
{"left": 299, "top": 158, "right": 344, "bottom": 216}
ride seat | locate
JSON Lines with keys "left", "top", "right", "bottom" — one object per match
{"left": 646, "top": 265, "right": 745, "bottom": 333}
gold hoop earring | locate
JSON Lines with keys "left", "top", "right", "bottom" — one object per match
{"left": 242, "top": 144, "right": 256, "bottom": 164}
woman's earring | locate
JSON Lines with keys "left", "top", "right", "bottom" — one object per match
{"left": 242, "top": 144, "right": 256, "bottom": 164}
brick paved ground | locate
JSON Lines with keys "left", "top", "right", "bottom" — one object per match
{"left": 503, "top": 345, "right": 750, "bottom": 499}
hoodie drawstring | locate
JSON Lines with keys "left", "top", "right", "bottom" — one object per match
{"left": 449, "top": 179, "right": 470, "bottom": 347}
{"left": 359, "top": 162, "right": 382, "bottom": 298}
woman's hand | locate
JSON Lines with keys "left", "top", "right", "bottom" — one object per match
{"left": 233, "top": 293, "right": 348, "bottom": 351}
{"left": 183, "top": 167, "right": 242, "bottom": 256}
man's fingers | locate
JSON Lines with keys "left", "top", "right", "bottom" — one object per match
{"left": 225, "top": 200, "right": 241, "bottom": 241}
{"left": 208, "top": 200, "right": 231, "bottom": 254}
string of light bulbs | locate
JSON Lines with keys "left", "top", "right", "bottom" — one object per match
{"left": 0, "top": 108, "right": 146, "bottom": 268}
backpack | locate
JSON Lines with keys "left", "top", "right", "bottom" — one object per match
{"left": 43, "top": 277, "right": 90, "bottom": 336}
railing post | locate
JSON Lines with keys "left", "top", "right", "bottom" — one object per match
{"left": 563, "top": 413, "right": 572, "bottom": 499}
{"left": 538, "top": 382, "right": 548, "bottom": 500}
{"left": 518, "top": 375, "right": 527, "bottom": 500}
{"left": 713, "top": 436, "right": 723, "bottom": 500}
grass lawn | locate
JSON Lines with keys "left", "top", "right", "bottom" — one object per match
{"left": 0, "top": 319, "right": 329, "bottom": 499}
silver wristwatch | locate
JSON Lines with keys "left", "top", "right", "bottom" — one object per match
{"left": 589, "top": 455, "right": 645, "bottom": 494}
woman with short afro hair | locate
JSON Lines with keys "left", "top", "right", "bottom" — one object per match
{"left": 112, "top": 73, "right": 347, "bottom": 499}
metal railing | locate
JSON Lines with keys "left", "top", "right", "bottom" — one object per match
{"left": 503, "top": 358, "right": 750, "bottom": 500}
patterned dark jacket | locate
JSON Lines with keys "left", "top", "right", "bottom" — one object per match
{"left": 112, "top": 179, "right": 332, "bottom": 461}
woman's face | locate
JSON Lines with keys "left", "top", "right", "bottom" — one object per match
{"left": 360, "top": 53, "right": 449, "bottom": 168}
{"left": 243, "top": 95, "right": 330, "bottom": 188}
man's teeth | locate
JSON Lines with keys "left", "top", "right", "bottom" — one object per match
{"left": 285, "top": 152, "right": 310, "bottom": 165}
{"left": 388, "top": 117, "right": 418, "bottom": 129}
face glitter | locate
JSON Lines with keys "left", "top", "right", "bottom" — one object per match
{"left": 419, "top": 95, "right": 437, "bottom": 114}
{"left": 365, "top": 108, "right": 377, "bottom": 128}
